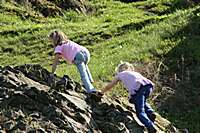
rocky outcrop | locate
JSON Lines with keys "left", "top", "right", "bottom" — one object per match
{"left": 0, "top": 64, "right": 183, "bottom": 133}
{"left": 11, "top": 0, "right": 88, "bottom": 17}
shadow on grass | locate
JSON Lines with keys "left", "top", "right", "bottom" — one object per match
{"left": 132, "top": 0, "right": 200, "bottom": 16}
{"left": 155, "top": 7, "right": 200, "bottom": 133}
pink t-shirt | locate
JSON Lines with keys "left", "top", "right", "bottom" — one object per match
{"left": 54, "top": 40, "right": 87, "bottom": 64}
{"left": 117, "top": 71, "right": 154, "bottom": 96}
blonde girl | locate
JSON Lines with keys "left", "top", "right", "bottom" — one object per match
{"left": 101, "top": 61, "right": 157, "bottom": 133}
{"left": 49, "top": 30, "right": 96, "bottom": 93}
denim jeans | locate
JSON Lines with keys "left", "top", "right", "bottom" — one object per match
{"left": 73, "top": 50, "right": 96, "bottom": 93}
{"left": 129, "top": 84, "right": 155, "bottom": 129}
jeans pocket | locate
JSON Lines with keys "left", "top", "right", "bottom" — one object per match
{"left": 74, "top": 52, "right": 85, "bottom": 64}
{"left": 81, "top": 51, "right": 90, "bottom": 64}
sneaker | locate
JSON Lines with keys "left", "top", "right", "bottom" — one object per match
{"left": 96, "top": 91, "right": 104, "bottom": 97}
{"left": 88, "top": 91, "right": 102, "bottom": 102}
{"left": 148, "top": 112, "right": 156, "bottom": 122}
{"left": 147, "top": 127, "right": 157, "bottom": 133}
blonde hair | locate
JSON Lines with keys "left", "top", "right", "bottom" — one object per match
{"left": 48, "top": 30, "right": 68, "bottom": 46}
{"left": 116, "top": 61, "right": 134, "bottom": 73}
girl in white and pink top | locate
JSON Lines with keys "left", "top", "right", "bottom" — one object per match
{"left": 117, "top": 70, "right": 154, "bottom": 98}
{"left": 49, "top": 30, "right": 96, "bottom": 93}
{"left": 54, "top": 40, "right": 88, "bottom": 64}
{"left": 101, "top": 62, "right": 157, "bottom": 133}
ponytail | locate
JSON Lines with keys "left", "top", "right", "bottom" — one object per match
{"left": 49, "top": 30, "right": 68, "bottom": 46}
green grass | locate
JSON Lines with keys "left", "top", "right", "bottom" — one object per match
{"left": 0, "top": 0, "right": 200, "bottom": 132}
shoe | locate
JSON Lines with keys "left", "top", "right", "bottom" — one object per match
{"left": 88, "top": 91, "right": 102, "bottom": 102}
{"left": 147, "top": 127, "right": 157, "bottom": 133}
{"left": 96, "top": 91, "right": 104, "bottom": 97}
{"left": 148, "top": 113, "right": 156, "bottom": 122}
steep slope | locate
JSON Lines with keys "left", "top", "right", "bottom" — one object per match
{"left": 1, "top": 0, "right": 200, "bottom": 132}
{"left": 0, "top": 64, "right": 183, "bottom": 133}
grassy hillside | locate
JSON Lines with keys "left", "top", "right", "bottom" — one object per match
{"left": 0, "top": 0, "right": 200, "bottom": 132}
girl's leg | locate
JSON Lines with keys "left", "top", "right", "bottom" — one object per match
{"left": 75, "top": 62, "right": 96, "bottom": 93}
{"left": 145, "top": 103, "right": 154, "bottom": 115}
{"left": 82, "top": 51, "right": 94, "bottom": 83}
{"left": 132, "top": 87, "right": 155, "bottom": 129}
{"left": 74, "top": 52, "right": 96, "bottom": 93}
{"left": 144, "top": 86, "right": 156, "bottom": 122}
{"left": 144, "top": 86, "right": 154, "bottom": 115}
{"left": 85, "top": 64, "right": 94, "bottom": 83}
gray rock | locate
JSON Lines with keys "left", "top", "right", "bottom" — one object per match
{"left": 0, "top": 64, "right": 181, "bottom": 133}
{"left": 2, "top": 120, "right": 15, "bottom": 131}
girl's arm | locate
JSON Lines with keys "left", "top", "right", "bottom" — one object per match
{"left": 51, "top": 53, "right": 62, "bottom": 74}
{"left": 101, "top": 77, "right": 119, "bottom": 94}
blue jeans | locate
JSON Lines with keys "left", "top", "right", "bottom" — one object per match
{"left": 73, "top": 51, "right": 96, "bottom": 93}
{"left": 129, "top": 84, "right": 155, "bottom": 129}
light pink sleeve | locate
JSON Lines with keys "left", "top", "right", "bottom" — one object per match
{"left": 54, "top": 45, "right": 62, "bottom": 54}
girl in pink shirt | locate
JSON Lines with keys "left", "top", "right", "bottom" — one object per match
{"left": 100, "top": 62, "right": 157, "bottom": 133}
{"left": 49, "top": 30, "right": 96, "bottom": 93}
